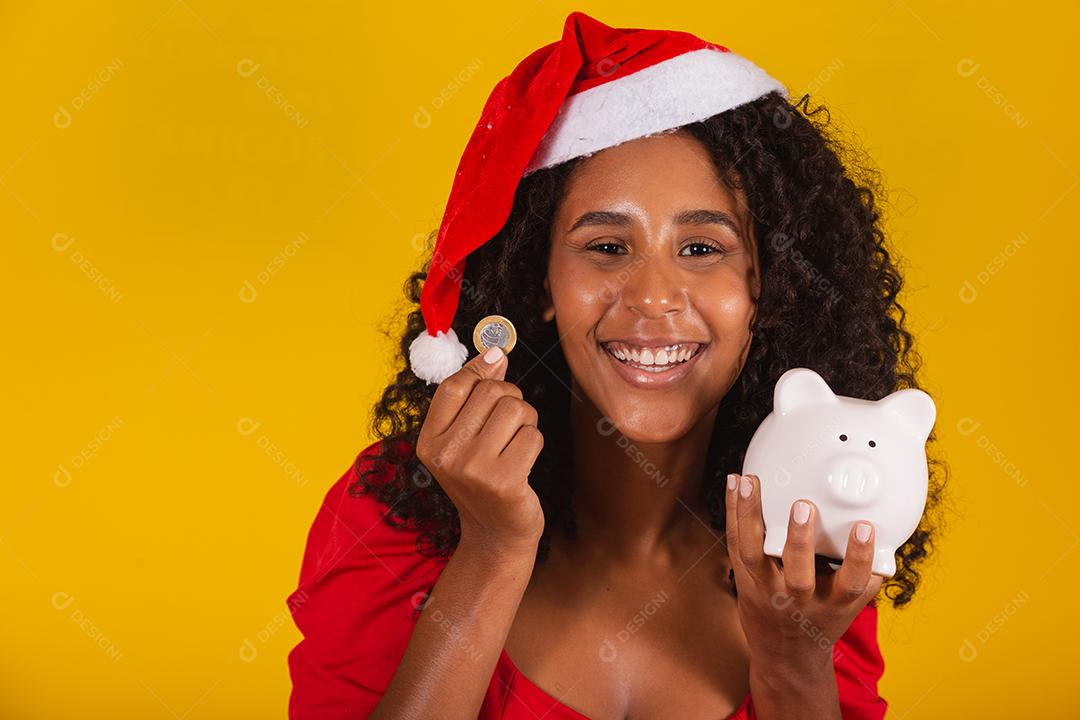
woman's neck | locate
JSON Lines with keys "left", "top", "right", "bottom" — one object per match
{"left": 564, "top": 391, "right": 720, "bottom": 566}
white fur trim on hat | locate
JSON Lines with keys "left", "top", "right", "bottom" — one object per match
{"left": 408, "top": 327, "right": 469, "bottom": 385}
{"left": 525, "top": 47, "right": 788, "bottom": 174}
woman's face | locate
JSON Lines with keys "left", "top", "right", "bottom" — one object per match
{"left": 543, "top": 130, "right": 760, "bottom": 443}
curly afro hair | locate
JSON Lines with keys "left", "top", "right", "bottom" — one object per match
{"left": 351, "top": 90, "right": 949, "bottom": 610}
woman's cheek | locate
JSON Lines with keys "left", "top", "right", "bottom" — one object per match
{"left": 690, "top": 284, "right": 756, "bottom": 362}
{"left": 544, "top": 271, "right": 600, "bottom": 370}
{"left": 554, "top": 264, "right": 610, "bottom": 321}
{"left": 716, "top": 291, "right": 757, "bottom": 328}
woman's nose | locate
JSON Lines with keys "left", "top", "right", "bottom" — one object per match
{"left": 620, "top": 256, "right": 685, "bottom": 317}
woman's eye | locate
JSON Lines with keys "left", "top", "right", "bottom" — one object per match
{"left": 679, "top": 241, "right": 724, "bottom": 257}
{"left": 584, "top": 240, "right": 725, "bottom": 256}
{"left": 585, "top": 241, "right": 627, "bottom": 255}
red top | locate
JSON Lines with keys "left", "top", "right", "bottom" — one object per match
{"left": 286, "top": 440, "right": 889, "bottom": 719}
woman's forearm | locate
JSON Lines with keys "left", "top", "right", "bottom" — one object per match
{"left": 370, "top": 535, "right": 538, "bottom": 720}
{"left": 747, "top": 650, "right": 841, "bottom": 720}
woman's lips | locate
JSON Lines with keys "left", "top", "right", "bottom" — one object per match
{"left": 599, "top": 341, "right": 707, "bottom": 389}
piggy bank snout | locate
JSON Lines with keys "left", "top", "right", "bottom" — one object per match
{"left": 825, "top": 454, "right": 882, "bottom": 507}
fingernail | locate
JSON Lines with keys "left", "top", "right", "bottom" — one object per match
{"left": 739, "top": 475, "right": 752, "bottom": 499}
{"left": 793, "top": 501, "right": 810, "bottom": 525}
{"left": 856, "top": 522, "right": 872, "bottom": 543}
{"left": 727, "top": 473, "right": 737, "bottom": 492}
{"left": 483, "top": 346, "right": 504, "bottom": 364}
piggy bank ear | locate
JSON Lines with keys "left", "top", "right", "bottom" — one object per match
{"left": 879, "top": 388, "right": 937, "bottom": 440}
{"left": 775, "top": 368, "right": 837, "bottom": 416}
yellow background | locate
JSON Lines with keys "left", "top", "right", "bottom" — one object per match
{"left": 3, "top": 1, "right": 1076, "bottom": 717}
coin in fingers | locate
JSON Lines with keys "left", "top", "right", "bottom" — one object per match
{"left": 473, "top": 314, "right": 517, "bottom": 355}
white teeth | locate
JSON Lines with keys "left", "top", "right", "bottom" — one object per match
{"left": 602, "top": 341, "right": 702, "bottom": 370}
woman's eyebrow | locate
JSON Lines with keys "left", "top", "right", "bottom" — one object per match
{"left": 673, "top": 208, "right": 741, "bottom": 236}
{"left": 568, "top": 210, "right": 633, "bottom": 231}
{"left": 568, "top": 208, "right": 743, "bottom": 239}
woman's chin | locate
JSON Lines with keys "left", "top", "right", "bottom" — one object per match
{"left": 593, "top": 406, "right": 698, "bottom": 445}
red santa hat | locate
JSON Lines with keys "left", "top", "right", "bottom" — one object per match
{"left": 409, "top": 10, "right": 787, "bottom": 384}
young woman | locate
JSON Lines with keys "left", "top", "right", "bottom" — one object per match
{"left": 286, "top": 11, "right": 944, "bottom": 720}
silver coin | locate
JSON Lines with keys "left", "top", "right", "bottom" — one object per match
{"left": 472, "top": 314, "right": 517, "bottom": 354}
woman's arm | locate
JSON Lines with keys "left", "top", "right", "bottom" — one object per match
{"left": 745, "top": 649, "right": 840, "bottom": 720}
{"left": 370, "top": 534, "right": 537, "bottom": 720}
{"left": 370, "top": 347, "right": 545, "bottom": 718}
{"left": 725, "top": 473, "right": 887, "bottom": 720}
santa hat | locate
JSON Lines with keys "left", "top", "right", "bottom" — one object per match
{"left": 409, "top": 10, "right": 787, "bottom": 384}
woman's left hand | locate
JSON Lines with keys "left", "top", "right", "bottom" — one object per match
{"left": 724, "top": 472, "right": 883, "bottom": 671}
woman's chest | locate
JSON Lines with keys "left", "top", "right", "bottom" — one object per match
{"left": 502, "top": 553, "right": 751, "bottom": 720}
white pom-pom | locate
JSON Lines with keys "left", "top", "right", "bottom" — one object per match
{"left": 408, "top": 327, "right": 468, "bottom": 385}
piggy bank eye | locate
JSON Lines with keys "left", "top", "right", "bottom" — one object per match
{"left": 869, "top": 440, "right": 877, "bottom": 448}
{"left": 839, "top": 434, "right": 848, "bottom": 442}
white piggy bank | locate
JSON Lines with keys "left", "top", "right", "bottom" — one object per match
{"left": 741, "top": 368, "right": 936, "bottom": 577}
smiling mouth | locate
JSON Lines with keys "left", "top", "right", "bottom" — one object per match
{"left": 599, "top": 341, "right": 706, "bottom": 373}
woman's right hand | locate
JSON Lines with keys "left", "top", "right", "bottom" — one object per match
{"left": 415, "top": 345, "right": 545, "bottom": 556}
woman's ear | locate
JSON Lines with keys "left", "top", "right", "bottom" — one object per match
{"left": 542, "top": 276, "right": 555, "bottom": 322}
